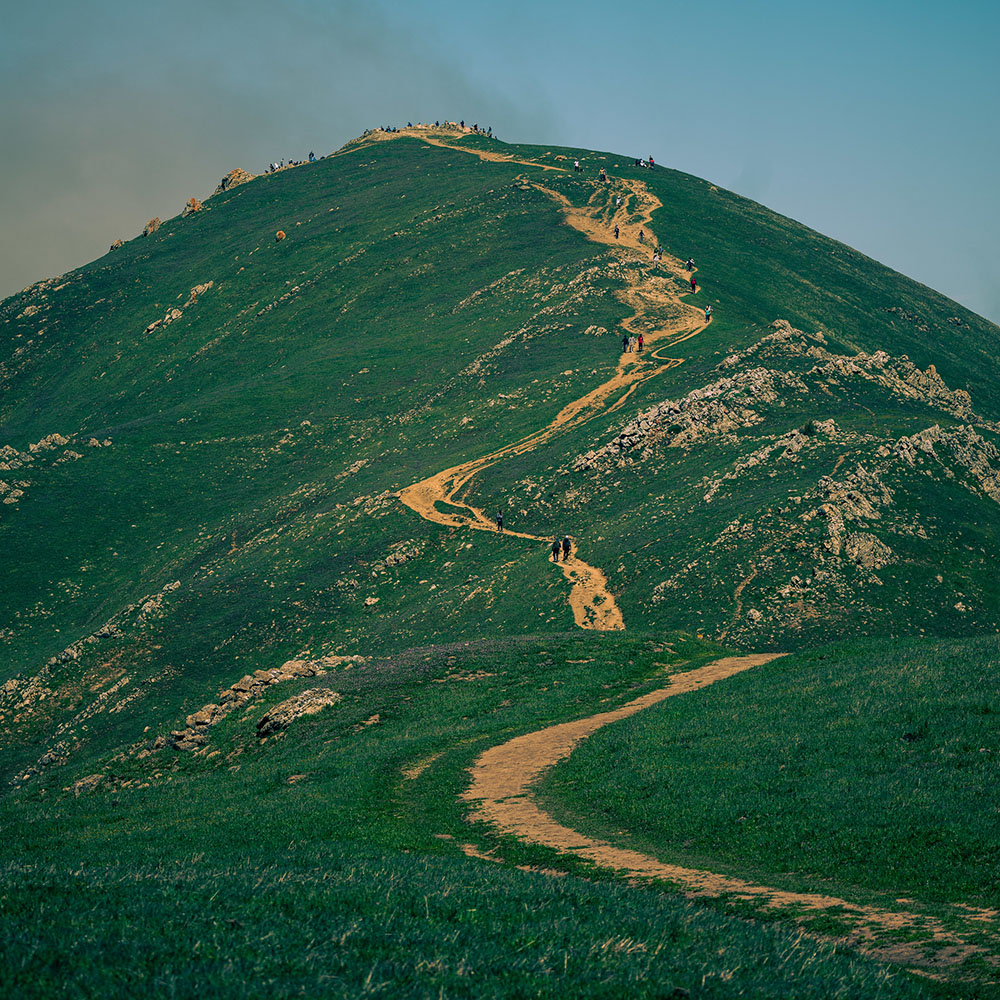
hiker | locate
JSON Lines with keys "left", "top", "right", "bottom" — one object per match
{"left": 615, "top": 195, "right": 621, "bottom": 207}
{"left": 622, "top": 334, "right": 629, "bottom": 353}
{"left": 551, "top": 539, "right": 561, "bottom": 562}
{"left": 308, "top": 151, "right": 315, "bottom": 162}
{"left": 574, "top": 160, "right": 581, "bottom": 172}
{"left": 629, "top": 335, "right": 637, "bottom": 352}
{"left": 614, "top": 225, "right": 620, "bottom": 240}
{"left": 685, "top": 258, "right": 694, "bottom": 271}
{"left": 690, "top": 275, "right": 698, "bottom": 292}
{"left": 649, "top": 155, "right": 655, "bottom": 168}
{"left": 599, "top": 167, "right": 608, "bottom": 183}
{"left": 705, "top": 304, "right": 712, "bottom": 321}
{"left": 496, "top": 511, "right": 503, "bottom": 532}
{"left": 639, "top": 230, "right": 645, "bottom": 244}
{"left": 562, "top": 536, "right": 572, "bottom": 560}
{"left": 638, "top": 333, "right": 644, "bottom": 351}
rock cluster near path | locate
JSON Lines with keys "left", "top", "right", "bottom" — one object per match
{"left": 141, "top": 218, "right": 161, "bottom": 237}
{"left": 574, "top": 367, "right": 807, "bottom": 471}
{"left": 256, "top": 689, "right": 342, "bottom": 738}
{"left": 181, "top": 197, "right": 204, "bottom": 217}
{"left": 213, "top": 168, "right": 254, "bottom": 196}
{"left": 160, "top": 654, "right": 365, "bottom": 752}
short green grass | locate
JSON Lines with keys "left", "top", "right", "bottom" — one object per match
{"left": 1, "top": 633, "right": 942, "bottom": 998}
{"left": 539, "top": 636, "right": 1000, "bottom": 911}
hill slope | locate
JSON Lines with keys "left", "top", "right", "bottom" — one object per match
{"left": 3, "top": 123, "right": 1000, "bottom": 996}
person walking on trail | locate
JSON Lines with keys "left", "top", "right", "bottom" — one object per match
{"left": 615, "top": 195, "right": 621, "bottom": 207}
{"left": 562, "top": 536, "right": 571, "bottom": 561}
{"left": 496, "top": 511, "right": 503, "bottom": 532}
{"left": 622, "top": 334, "right": 629, "bottom": 353}
{"left": 705, "top": 304, "right": 712, "bottom": 321}
{"left": 574, "top": 160, "right": 581, "bottom": 172}
{"left": 551, "top": 539, "right": 561, "bottom": 562}
{"left": 639, "top": 229, "right": 645, "bottom": 244}
{"left": 690, "top": 275, "right": 698, "bottom": 292}
{"left": 614, "top": 225, "right": 620, "bottom": 240}
{"left": 638, "top": 333, "right": 644, "bottom": 351}
{"left": 685, "top": 257, "right": 694, "bottom": 271}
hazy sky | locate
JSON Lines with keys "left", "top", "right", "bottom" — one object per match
{"left": 2, "top": 0, "right": 998, "bottom": 322}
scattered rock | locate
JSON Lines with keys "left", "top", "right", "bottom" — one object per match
{"left": 73, "top": 774, "right": 104, "bottom": 796}
{"left": 845, "top": 532, "right": 894, "bottom": 570}
{"left": 275, "top": 230, "right": 286, "bottom": 242}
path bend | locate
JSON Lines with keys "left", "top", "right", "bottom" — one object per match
{"left": 461, "top": 654, "right": 1000, "bottom": 977}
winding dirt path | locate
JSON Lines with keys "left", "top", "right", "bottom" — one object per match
{"left": 462, "top": 654, "right": 1000, "bottom": 977}
{"left": 390, "top": 130, "right": 710, "bottom": 631}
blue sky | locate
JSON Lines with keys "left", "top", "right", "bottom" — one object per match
{"left": 2, "top": 0, "right": 998, "bottom": 322}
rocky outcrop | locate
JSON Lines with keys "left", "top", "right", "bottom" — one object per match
{"left": 181, "top": 197, "right": 203, "bottom": 217}
{"left": 109, "top": 239, "right": 124, "bottom": 252}
{"left": 161, "top": 654, "right": 364, "bottom": 752}
{"left": 141, "top": 218, "right": 161, "bottom": 237}
{"left": 845, "top": 532, "right": 895, "bottom": 570}
{"left": 894, "top": 425, "right": 1000, "bottom": 503}
{"left": 574, "top": 367, "right": 807, "bottom": 471}
{"left": 213, "top": 168, "right": 254, "bottom": 196}
{"left": 256, "top": 689, "right": 342, "bottom": 738}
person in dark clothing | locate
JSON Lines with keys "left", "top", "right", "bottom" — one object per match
{"left": 639, "top": 230, "right": 645, "bottom": 244}
{"left": 690, "top": 275, "right": 697, "bottom": 292}
{"left": 562, "top": 536, "right": 571, "bottom": 560}
{"left": 551, "top": 539, "right": 561, "bottom": 562}
{"left": 622, "top": 334, "right": 629, "bottom": 353}
{"left": 496, "top": 511, "right": 503, "bottom": 532}
{"left": 614, "top": 225, "right": 620, "bottom": 240}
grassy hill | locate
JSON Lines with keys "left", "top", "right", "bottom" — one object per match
{"left": 3, "top": 124, "right": 1000, "bottom": 996}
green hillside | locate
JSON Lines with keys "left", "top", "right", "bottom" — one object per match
{"left": 3, "top": 125, "right": 999, "bottom": 996}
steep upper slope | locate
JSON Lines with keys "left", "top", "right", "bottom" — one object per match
{"left": 2, "top": 124, "right": 999, "bottom": 789}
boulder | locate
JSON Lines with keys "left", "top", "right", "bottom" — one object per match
{"left": 142, "top": 218, "right": 161, "bottom": 237}
{"left": 256, "top": 689, "right": 342, "bottom": 738}
{"left": 214, "top": 168, "right": 254, "bottom": 196}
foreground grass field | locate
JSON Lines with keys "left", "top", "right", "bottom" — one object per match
{"left": 0, "top": 633, "right": 947, "bottom": 998}
{"left": 539, "top": 637, "right": 1000, "bottom": 978}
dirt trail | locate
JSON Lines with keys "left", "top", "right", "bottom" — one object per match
{"left": 389, "top": 131, "right": 709, "bottom": 631}
{"left": 463, "top": 654, "right": 1000, "bottom": 976}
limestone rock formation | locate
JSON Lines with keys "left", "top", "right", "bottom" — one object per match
{"left": 256, "top": 689, "right": 342, "bottom": 738}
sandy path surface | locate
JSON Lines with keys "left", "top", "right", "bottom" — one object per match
{"left": 393, "top": 134, "right": 709, "bottom": 631}
{"left": 462, "top": 654, "right": 1000, "bottom": 976}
